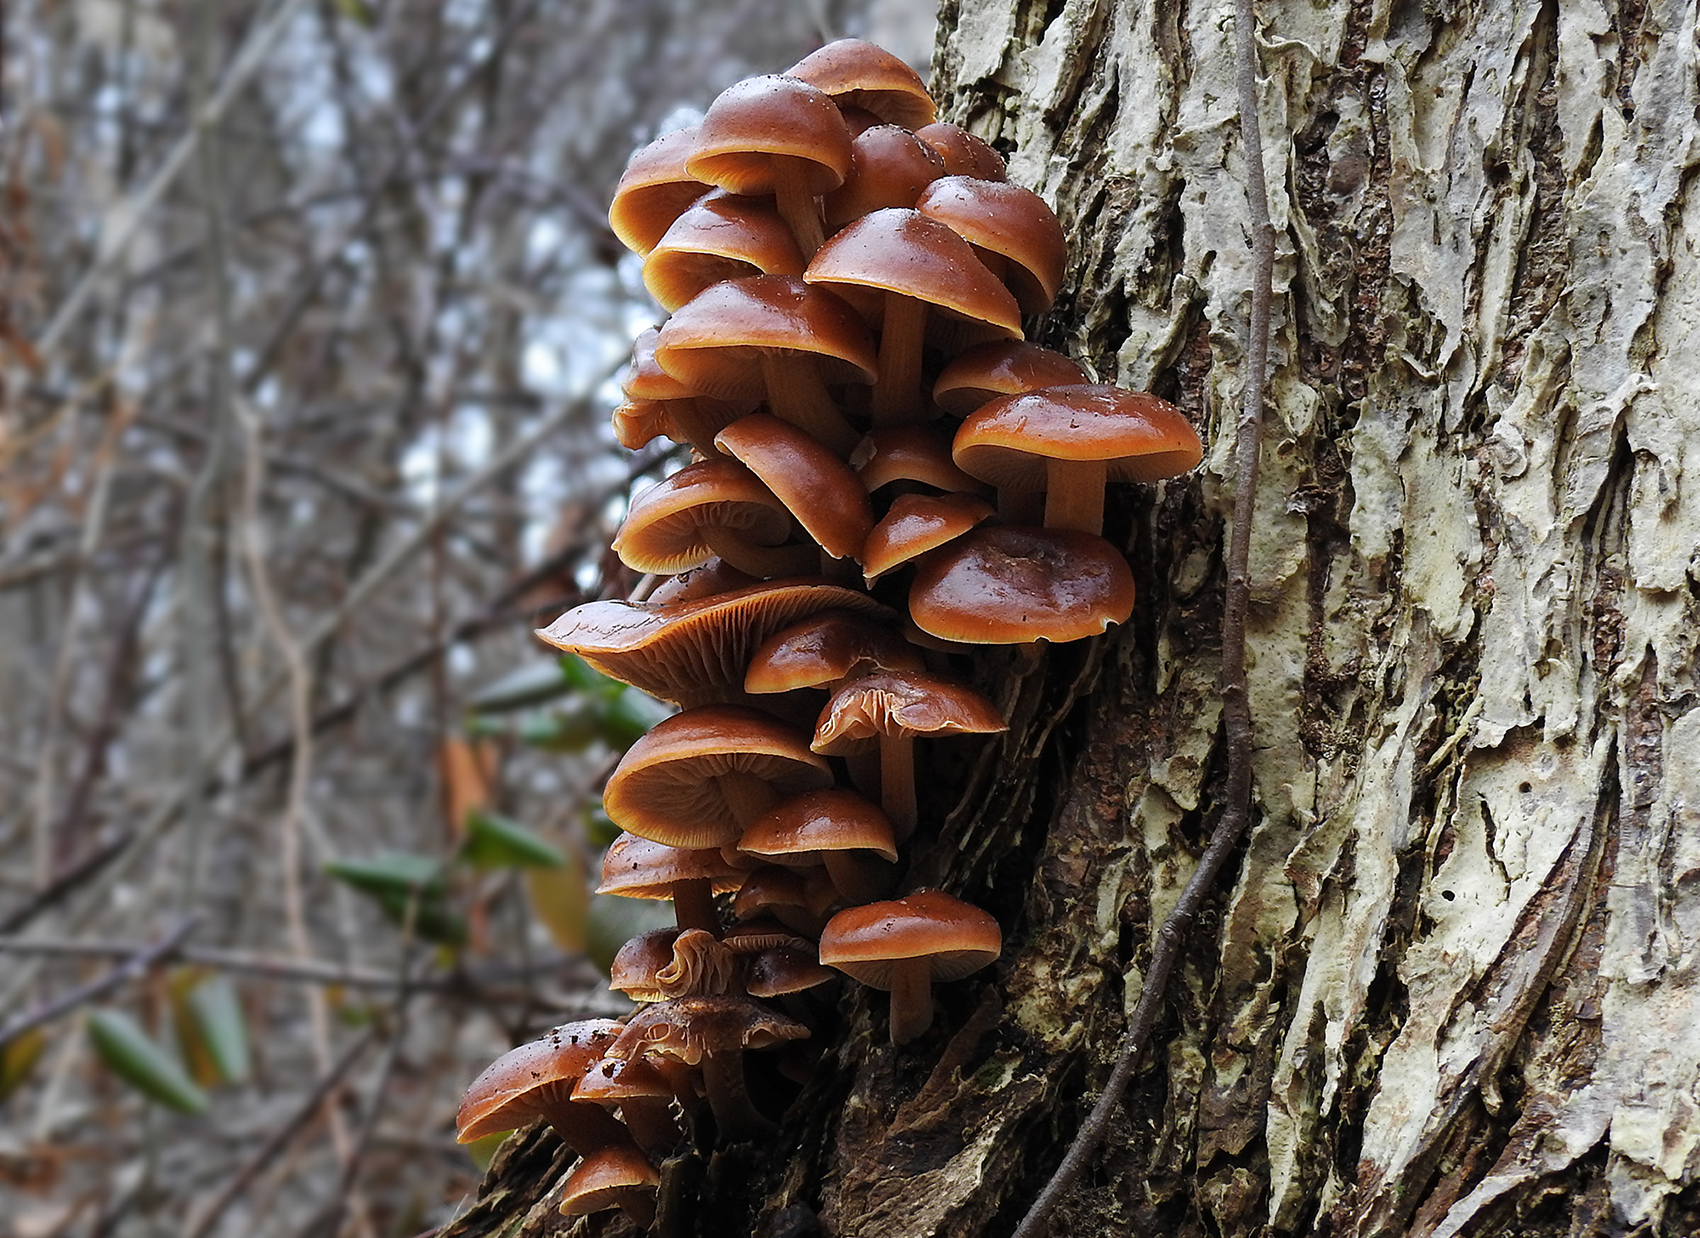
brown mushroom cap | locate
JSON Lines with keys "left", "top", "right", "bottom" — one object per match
{"left": 818, "top": 889, "right": 1002, "bottom": 1043}
{"left": 689, "top": 75, "right": 852, "bottom": 258}
{"left": 715, "top": 413, "right": 875, "bottom": 561}
{"left": 644, "top": 559, "right": 758, "bottom": 605}
{"left": 655, "top": 274, "right": 874, "bottom": 455}
{"left": 916, "top": 176, "right": 1067, "bottom": 314}
{"left": 824, "top": 124, "right": 946, "bottom": 232}
{"left": 740, "top": 787, "right": 899, "bottom": 903}
{"left": 557, "top": 1144, "right": 661, "bottom": 1227}
{"left": 535, "top": 577, "right": 890, "bottom": 708}
{"left": 612, "top": 457, "right": 801, "bottom": 578}
{"left": 743, "top": 609, "right": 923, "bottom": 695}
{"left": 610, "top": 927, "right": 738, "bottom": 1000}
{"left": 786, "top": 39, "right": 937, "bottom": 130}
{"left": 689, "top": 75, "right": 854, "bottom": 198}
{"left": 616, "top": 328, "right": 754, "bottom": 455}
{"left": 907, "top": 525, "right": 1137, "bottom": 645}
{"left": 731, "top": 864, "right": 835, "bottom": 936}
{"left": 597, "top": 833, "right": 743, "bottom": 934}
{"left": 455, "top": 1020, "right": 628, "bottom": 1149}
{"left": 930, "top": 340, "right": 1090, "bottom": 417}
{"left": 807, "top": 208, "right": 1023, "bottom": 426}
{"left": 914, "top": 123, "right": 1007, "bottom": 180}
{"left": 851, "top": 424, "right": 991, "bottom": 497}
{"left": 861, "top": 491, "right": 997, "bottom": 585}
{"left": 609, "top": 127, "right": 710, "bottom": 256}
{"left": 604, "top": 705, "right": 832, "bottom": 849}
{"left": 953, "top": 383, "right": 1203, "bottom": 534}
{"left": 745, "top": 944, "right": 838, "bottom": 999}
{"left": 643, "top": 193, "right": 808, "bottom": 312}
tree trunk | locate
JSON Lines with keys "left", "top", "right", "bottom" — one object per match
{"left": 446, "top": 2, "right": 1700, "bottom": 1235}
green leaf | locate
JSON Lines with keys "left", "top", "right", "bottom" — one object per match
{"left": 468, "top": 660, "right": 577, "bottom": 714}
{"left": 558, "top": 654, "right": 624, "bottom": 697}
{"left": 584, "top": 805, "right": 620, "bottom": 850}
{"left": 86, "top": 1009, "right": 208, "bottom": 1114}
{"left": 585, "top": 893, "right": 675, "bottom": 974}
{"left": 332, "top": 0, "right": 377, "bottom": 25}
{"left": 459, "top": 810, "right": 565, "bottom": 870}
{"left": 325, "top": 853, "right": 446, "bottom": 900}
{"left": 182, "top": 974, "right": 251, "bottom": 1085}
{"left": 514, "top": 702, "right": 605, "bottom": 753}
{"left": 599, "top": 689, "right": 672, "bottom": 749}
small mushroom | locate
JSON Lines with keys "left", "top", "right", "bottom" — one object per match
{"left": 818, "top": 890, "right": 1002, "bottom": 1044}
{"left": 455, "top": 1020, "right": 629, "bottom": 1155}
{"left": 785, "top": 39, "right": 937, "bottom": 130}
{"left": 557, "top": 1143, "right": 662, "bottom": 1229}
{"left": 597, "top": 834, "right": 742, "bottom": 934}
{"left": 739, "top": 788, "right": 899, "bottom": 904}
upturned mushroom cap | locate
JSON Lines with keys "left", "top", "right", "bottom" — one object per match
{"left": 535, "top": 577, "right": 889, "bottom": 707}
{"left": 455, "top": 1020, "right": 627, "bottom": 1146}
{"left": 557, "top": 1144, "right": 661, "bottom": 1226}
{"left": 916, "top": 177, "right": 1067, "bottom": 314}
{"left": 604, "top": 705, "right": 832, "bottom": 849}
{"left": 907, "top": 525, "right": 1137, "bottom": 644}
{"left": 606, "top": 994, "right": 811, "bottom": 1067}
{"left": 609, "top": 127, "right": 710, "bottom": 255}
{"left": 785, "top": 39, "right": 937, "bottom": 129}
{"left": 914, "top": 123, "right": 1007, "bottom": 180}
{"left": 819, "top": 889, "right": 1002, "bottom": 1043}
{"left": 611, "top": 458, "right": 796, "bottom": 577}
{"left": 812, "top": 669, "right": 1007, "bottom": 753}
{"left": 861, "top": 491, "right": 997, "bottom": 585}
{"left": 953, "top": 383, "right": 1203, "bottom": 534}
{"left": 643, "top": 193, "right": 808, "bottom": 311}
{"left": 610, "top": 927, "right": 738, "bottom": 1001}
{"left": 715, "top": 413, "right": 875, "bottom": 561}
{"left": 930, "top": 340, "right": 1089, "bottom": 417}
{"left": 743, "top": 609, "right": 923, "bottom": 695}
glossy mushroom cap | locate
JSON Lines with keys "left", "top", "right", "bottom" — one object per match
{"left": 953, "top": 383, "right": 1203, "bottom": 534}
{"left": 604, "top": 705, "right": 833, "bottom": 849}
{"left": 610, "top": 927, "right": 738, "bottom": 1000}
{"left": 557, "top": 1144, "right": 661, "bottom": 1228}
{"left": 786, "top": 39, "right": 937, "bottom": 129}
{"left": 612, "top": 457, "right": 803, "bottom": 579}
{"left": 455, "top": 1020, "right": 629, "bottom": 1152}
{"left": 861, "top": 492, "right": 997, "bottom": 586}
{"left": 609, "top": 127, "right": 710, "bottom": 255}
{"left": 914, "top": 123, "right": 1007, "bottom": 180}
{"left": 907, "top": 525, "right": 1137, "bottom": 645}
{"left": 811, "top": 669, "right": 1007, "bottom": 836}
{"left": 851, "top": 424, "right": 991, "bottom": 497}
{"left": 535, "top": 577, "right": 889, "bottom": 708}
{"left": 643, "top": 193, "right": 808, "bottom": 311}
{"left": 598, "top": 833, "right": 743, "bottom": 933}
{"left": 743, "top": 609, "right": 923, "bottom": 695}
{"left": 689, "top": 75, "right": 853, "bottom": 256}
{"left": 824, "top": 125, "right": 946, "bottom": 232}
{"left": 916, "top": 176, "right": 1067, "bottom": 314}
{"left": 655, "top": 274, "right": 875, "bottom": 455}
{"left": 715, "top": 413, "right": 875, "bottom": 562}
{"left": 930, "top": 340, "right": 1089, "bottom": 417}
{"left": 739, "top": 787, "right": 899, "bottom": 903}
{"left": 818, "top": 889, "right": 1002, "bottom": 1043}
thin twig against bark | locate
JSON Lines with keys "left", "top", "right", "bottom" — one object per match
{"left": 1011, "top": 2, "right": 1277, "bottom": 1233}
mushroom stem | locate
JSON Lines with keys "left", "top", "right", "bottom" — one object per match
{"left": 871, "top": 293, "right": 927, "bottom": 425}
{"left": 886, "top": 956, "right": 935, "bottom": 1044}
{"left": 618, "top": 1098, "right": 685, "bottom": 1158}
{"left": 619, "top": 1192, "right": 658, "bottom": 1230}
{"left": 771, "top": 157, "right": 825, "bottom": 259}
{"left": 822, "top": 850, "right": 896, "bottom": 904}
{"left": 758, "top": 354, "right": 859, "bottom": 455}
{"left": 699, "top": 1050, "right": 774, "bottom": 1139}
{"left": 1043, "top": 458, "right": 1107, "bottom": 534}
{"left": 717, "top": 771, "right": 780, "bottom": 831}
{"left": 879, "top": 732, "right": 917, "bottom": 839}
{"left": 669, "top": 878, "right": 720, "bottom": 936}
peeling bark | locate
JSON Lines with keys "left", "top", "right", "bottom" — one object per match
{"left": 446, "top": 2, "right": 1700, "bottom": 1234}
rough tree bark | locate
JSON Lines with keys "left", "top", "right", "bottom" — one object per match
{"left": 446, "top": 2, "right": 1700, "bottom": 1235}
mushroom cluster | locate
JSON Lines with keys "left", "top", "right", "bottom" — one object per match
{"left": 456, "top": 39, "right": 1203, "bottom": 1225}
